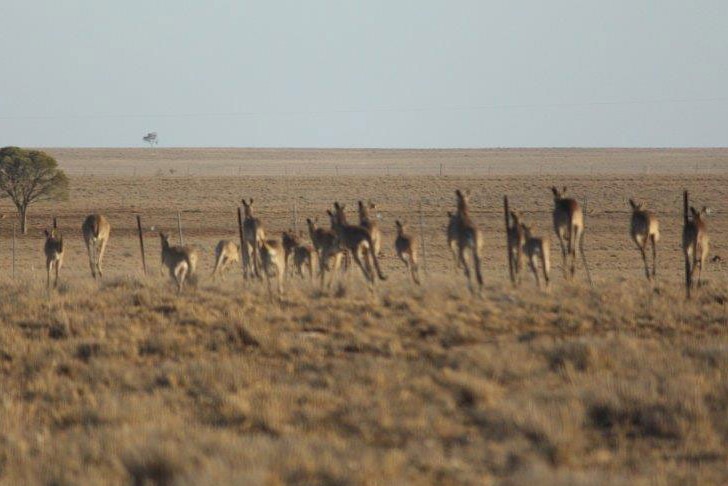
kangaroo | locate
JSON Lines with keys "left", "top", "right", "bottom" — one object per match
{"left": 331, "top": 202, "right": 387, "bottom": 287}
{"left": 211, "top": 240, "right": 240, "bottom": 279}
{"left": 683, "top": 205, "right": 710, "bottom": 296}
{"left": 159, "top": 232, "right": 198, "bottom": 293}
{"left": 241, "top": 198, "right": 265, "bottom": 280}
{"left": 521, "top": 223, "right": 551, "bottom": 290}
{"left": 307, "top": 217, "right": 344, "bottom": 290}
{"left": 451, "top": 190, "right": 484, "bottom": 294}
{"left": 81, "top": 214, "right": 111, "bottom": 279}
{"left": 293, "top": 243, "right": 317, "bottom": 281}
{"left": 358, "top": 200, "right": 382, "bottom": 256}
{"left": 629, "top": 199, "right": 660, "bottom": 281}
{"left": 551, "top": 186, "right": 583, "bottom": 279}
{"left": 44, "top": 228, "right": 64, "bottom": 289}
{"left": 259, "top": 238, "right": 285, "bottom": 300}
{"left": 281, "top": 229, "right": 300, "bottom": 276}
{"left": 446, "top": 210, "right": 462, "bottom": 271}
{"left": 506, "top": 210, "right": 526, "bottom": 285}
{"left": 394, "top": 220, "right": 420, "bottom": 285}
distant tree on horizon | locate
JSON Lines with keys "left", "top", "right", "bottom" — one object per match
{"left": 143, "top": 132, "right": 158, "bottom": 147}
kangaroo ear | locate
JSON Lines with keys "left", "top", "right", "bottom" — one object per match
{"left": 690, "top": 206, "right": 699, "bottom": 217}
{"left": 369, "top": 201, "right": 376, "bottom": 209}
{"left": 44, "top": 229, "right": 50, "bottom": 238}
{"left": 702, "top": 206, "right": 711, "bottom": 216}
{"left": 447, "top": 211, "right": 453, "bottom": 217}
{"left": 562, "top": 186, "right": 567, "bottom": 194}
{"left": 551, "top": 186, "right": 559, "bottom": 197}
{"left": 629, "top": 199, "right": 637, "bottom": 210}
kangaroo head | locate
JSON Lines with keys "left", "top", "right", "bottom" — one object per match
{"left": 395, "top": 220, "right": 404, "bottom": 234}
{"left": 455, "top": 189, "right": 470, "bottom": 212}
{"left": 551, "top": 186, "right": 563, "bottom": 200}
{"left": 509, "top": 210, "right": 521, "bottom": 226}
{"left": 629, "top": 199, "right": 644, "bottom": 211}
{"left": 520, "top": 223, "right": 533, "bottom": 238}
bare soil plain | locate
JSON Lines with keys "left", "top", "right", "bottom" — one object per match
{"left": 1, "top": 148, "right": 727, "bottom": 485}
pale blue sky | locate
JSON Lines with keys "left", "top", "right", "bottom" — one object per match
{"left": 1, "top": 1, "right": 726, "bottom": 147}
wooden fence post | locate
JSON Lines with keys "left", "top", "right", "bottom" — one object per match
{"left": 504, "top": 195, "right": 515, "bottom": 286}
{"left": 136, "top": 215, "right": 147, "bottom": 276}
{"left": 177, "top": 211, "right": 183, "bottom": 245}
{"left": 684, "top": 190, "right": 691, "bottom": 298}
{"left": 419, "top": 198, "right": 428, "bottom": 275}
{"left": 237, "top": 207, "right": 246, "bottom": 279}
{"left": 12, "top": 222, "right": 16, "bottom": 279}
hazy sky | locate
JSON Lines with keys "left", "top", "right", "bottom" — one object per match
{"left": 1, "top": 1, "right": 726, "bottom": 148}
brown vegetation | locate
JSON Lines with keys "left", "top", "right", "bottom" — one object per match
{"left": 0, "top": 148, "right": 727, "bottom": 484}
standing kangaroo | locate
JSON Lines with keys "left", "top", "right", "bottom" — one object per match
{"left": 331, "top": 202, "right": 387, "bottom": 287}
{"left": 241, "top": 198, "right": 265, "bottom": 280}
{"left": 506, "top": 210, "right": 526, "bottom": 285}
{"left": 451, "top": 190, "right": 484, "bottom": 294}
{"left": 683, "top": 205, "right": 710, "bottom": 296}
{"left": 521, "top": 223, "right": 551, "bottom": 290}
{"left": 629, "top": 199, "right": 660, "bottom": 281}
{"left": 551, "top": 186, "right": 583, "bottom": 279}
{"left": 259, "top": 238, "right": 285, "bottom": 300}
{"left": 159, "top": 232, "right": 198, "bottom": 293}
{"left": 358, "top": 200, "right": 382, "bottom": 256}
{"left": 81, "top": 214, "right": 111, "bottom": 279}
{"left": 307, "top": 217, "right": 344, "bottom": 290}
{"left": 394, "top": 220, "right": 420, "bottom": 285}
{"left": 281, "top": 229, "right": 300, "bottom": 276}
{"left": 44, "top": 228, "right": 64, "bottom": 289}
{"left": 211, "top": 240, "right": 240, "bottom": 279}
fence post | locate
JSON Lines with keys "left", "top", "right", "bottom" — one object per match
{"left": 136, "top": 215, "right": 147, "bottom": 276}
{"left": 419, "top": 198, "right": 428, "bottom": 275}
{"left": 12, "top": 222, "right": 16, "bottom": 279}
{"left": 683, "top": 190, "right": 690, "bottom": 298}
{"left": 504, "top": 195, "right": 515, "bottom": 286}
{"left": 580, "top": 196, "right": 594, "bottom": 288}
{"left": 177, "top": 211, "right": 184, "bottom": 245}
{"left": 439, "top": 163, "right": 443, "bottom": 177}
{"left": 293, "top": 199, "right": 298, "bottom": 233}
{"left": 237, "top": 206, "right": 246, "bottom": 278}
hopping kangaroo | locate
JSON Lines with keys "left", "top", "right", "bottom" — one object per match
{"left": 551, "top": 186, "right": 583, "bottom": 279}
{"left": 451, "top": 190, "right": 484, "bottom": 293}
{"left": 521, "top": 223, "right": 551, "bottom": 290}
{"left": 211, "top": 240, "right": 240, "bottom": 279}
{"left": 307, "top": 217, "right": 343, "bottom": 290}
{"left": 241, "top": 198, "right": 265, "bottom": 280}
{"left": 506, "top": 210, "right": 526, "bottom": 285}
{"left": 259, "top": 238, "right": 285, "bottom": 299}
{"left": 81, "top": 214, "right": 111, "bottom": 279}
{"left": 683, "top": 205, "right": 710, "bottom": 296}
{"left": 358, "top": 200, "right": 382, "bottom": 256}
{"left": 629, "top": 199, "right": 660, "bottom": 281}
{"left": 159, "top": 232, "right": 198, "bottom": 293}
{"left": 44, "top": 228, "right": 64, "bottom": 288}
{"left": 293, "top": 243, "right": 317, "bottom": 281}
{"left": 394, "top": 220, "right": 420, "bottom": 285}
{"left": 331, "top": 202, "right": 387, "bottom": 286}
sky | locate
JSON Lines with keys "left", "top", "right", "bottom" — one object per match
{"left": 1, "top": 1, "right": 726, "bottom": 148}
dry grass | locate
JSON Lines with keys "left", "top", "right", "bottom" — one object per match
{"left": 0, "top": 149, "right": 727, "bottom": 485}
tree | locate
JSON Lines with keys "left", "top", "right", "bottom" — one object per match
{"left": 143, "top": 132, "right": 158, "bottom": 147}
{"left": 0, "top": 147, "right": 69, "bottom": 234}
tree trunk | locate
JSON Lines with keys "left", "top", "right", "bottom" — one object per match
{"left": 20, "top": 206, "right": 27, "bottom": 235}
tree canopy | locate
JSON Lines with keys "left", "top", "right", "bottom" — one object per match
{"left": 0, "top": 146, "right": 69, "bottom": 233}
